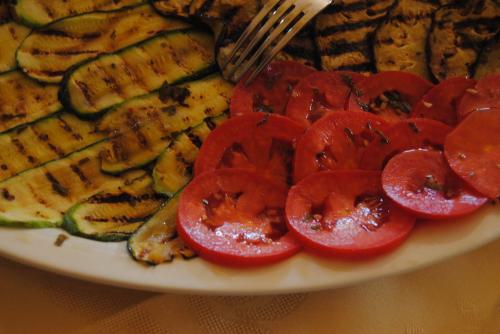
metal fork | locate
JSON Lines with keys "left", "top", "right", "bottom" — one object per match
{"left": 221, "top": 0, "right": 332, "bottom": 84}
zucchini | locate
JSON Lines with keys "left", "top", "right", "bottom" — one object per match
{"left": 11, "top": 0, "right": 146, "bottom": 27}
{"left": 428, "top": 1, "right": 500, "bottom": 81}
{"left": 64, "top": 172, "right": 164, "bottom": 241}
{"left": 314, "top": 0, "right": 396, "bottom": 73}
{"left": 474, "top": 33, "right": 499, "bottom": 79}
{"left": 153, "top": 114, "right": 227, "bottom": 196}
{"left": 61, "top": 28, "right": 216, "bottom": 117}
{"left": 0, "top": 141, "right": 132, "bottom": 228}
{"left": 0, "top": 21, "right": 30, "bottom": 73}
{"left": 128, "top": 194, "right": 195, "bottom": 265}
{"left": 0, "top": 71, "right": 62, "bottom": 133}
{"left": 17, "top": 4, "right": 190, "bottom": 83}
{"left": 98, "top": 74, "right": 232, "bottom": 174}
{"left": 151, "top": 0, "right": 193, "bottom": 17}
{"left": 374, "top": 0, "right": 438, "bottom": 80}
{"left": 0, "top": 112, "right": 104, "bottom": 182}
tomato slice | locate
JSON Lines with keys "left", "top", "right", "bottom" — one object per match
{"left": 286, "top": 170, "right": 415, "bottom": 258}
{"left": 177, "top": 169, "right": 301, "bottom": 266}
{"left": 382, "top": 150, "right": 487, "bottom": 219}
{"left": 293, "top": 111, "right": 389, "bottom": 182}
{"left": 348, "top": 71, "right": 433, "bottom": 122}
{"left": 360, "top": 119, "right": 452, "bottom": 170}
{"left": 230, "top": 61, "right": 316, "bottom": 117}
{"left": 285, "top": 71, "right": 366, "bottom": 127}
{"left": 194, "top": 113, "right": 306, "bottom": 186}
{"left": 411, "top": 77, "right": 476, "bottom": 126}
{"left": 444, "top": 108, "right": 500, "bottom": 199}
{"left": 457, "top": 74, "right": 500, "bottom": 121}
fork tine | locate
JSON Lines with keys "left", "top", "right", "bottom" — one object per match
{"left": 224, "top": 0, "right": 298, "bottom": 79}
{"left": 221, "top": 0, "right": 282, "bottom": 69}
{"left": 230, "top": 0, "right": 309, "bottom": 82}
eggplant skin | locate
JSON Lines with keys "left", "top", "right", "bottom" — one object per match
{"left": 474, "top": 32, "right": 500, "bottom": 79}
{"left": 428, "top": 0, "right": 500, "bottom": 82}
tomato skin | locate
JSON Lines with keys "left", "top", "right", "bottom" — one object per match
{"left": 360, "top": 118, "right": 452, "bottom": 171}
{"left": 382, "top": 150, "right": 487, "bottom": 219}
{"left": 177, "top": 169, "right": 301, "bottom": 267}
{"left": 293, "top": 111, "right": 389, "bottom": 182}
{"left": 194, "top": 113, "right": 306, "bottom": 186}
{"left": 457, "top": 73, "right": 500, "bottom": 121}
{"left": 411, "top": 77, "right": 476, "bottom": 126}
{"left": 444, "top": 108, "right": 500, "bottom": 199}
{"left": 286, "top": 170, "right": 415, "bottom": 258}
{"left": 285, "top": 71, "right": 366, "bottom": 127}
{"left": 348, "top": 71, "right": 433, "bottom": 122}
{"left": 230, "top": 61, "right": 316, "bottom": 117}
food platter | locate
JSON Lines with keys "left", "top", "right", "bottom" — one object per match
{"left": 0, "top": 205, "right": 498, "bottom": 294}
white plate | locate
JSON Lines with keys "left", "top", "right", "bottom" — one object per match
{"left": 0, "top": 205, "right": 498, "bottom": 295}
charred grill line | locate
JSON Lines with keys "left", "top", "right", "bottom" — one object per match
{"left": 318, "top": 17, "right": 387, "bottom": 36}
{"left": 83, "top": 214, "right": 152, "bottom": 224}
{"left": 45, "top": 172, "right": 69, "bottom": 197}
{"left": 70, "top": 164, "right": 91, "bottom": 187}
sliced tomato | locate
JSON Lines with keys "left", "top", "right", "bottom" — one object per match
{"left": 360, "top": 119, "right": 452, "bottom": 170}
{"left": 177, "top": 169, "right": 301, "bottom": 266}
{"left": 285, "top": 71, "right": 367, "bottom": 127}
{"left": 411, "top": 77, "right": 476, "bottom": 126}
{"left": 230, "top": 61, "right": 316, "bottom": 117}
{"left": 382, "top": 150, "right": 487, "bottom": 219}
{"left": 293, "top": 111, "right": 389, "bottom": 182}
{"left": 348, "top": 71, "right": 433, "bottom": 122}
{"left": 444, "top": 108, "right": 500, "bottom": 199}
{"left": 286, "top": 170, "right": 415, "bottom": 258}
{"left": 457, "top": 74, "right": 500, "bottom": 121}
{"left": 194, "top": 113, "right": 306, "bottom": 186}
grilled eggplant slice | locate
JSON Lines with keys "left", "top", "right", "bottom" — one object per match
{"left": 0, "top": 142, "right": 134, "bottom": 228}
{"left": 153, "top": 114, "right": 227, "bottom": 196}
{"left": 151, "top": 0, "right": 194, "bottom": 17}
{"left": 474, "top": 32, "right": 499, "bottom": 79}
{"left": 98, "top": 74, "right": 232, "bottom": 174}
{"left": 17, "top": 5, "right": 191, "bottom": 83}
{"left": 0, "top": 10, "right": 31, "bottom": 73}
{"left": 0, "top": 71, "right": 62, "bottom": 133}
{"left": 61, "top": 29, "right": 216, "bottom": 117}
{"left": 428, "top": 1, "right": 500, "bottom": 81}
{"left": 128, "top": 194, "right": 195, "bottom": 264}
{"left": 374, "top": 0, "right": 438, "bottom": 80}
{"left": 64, "top": 172, "right": 164, "bottom": 241}
{"left": 11, "top": 0, "right": 146, "bottom": 27}
{"left": 315, "top": 0, "right": 396, "bottom": 73}
{"left": 0, "top": 112, "right": 104, "bottom": 182}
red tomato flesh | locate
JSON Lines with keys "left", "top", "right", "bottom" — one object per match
{"left": 348, "top": 71, "right": 433, "bottom": 122}
{"left": 230, "top": 61, "right": 316, "bottom": 117}
{"left": 293, "top": 111, "right": 389, "bottom": 182}
{"left": 177, "top": 169, "right": 301, "bottom": 266}
{"left": 382, "top": 150, "right": 487, "bottom": 219}
{"left": 360, "top": 119, "right": 452, "bottom": 170}
{"left": 457, "top": 74, "right": 500, "bottom": 121}
{"left": 444, "top": 108, "right": 500, "bottom": 199}
{"left": 285, "top": 71, "right": 366, "bottom": 127}
{"left": 286, "top": 170, "right": 415, "bottom": 258}
{"left": 411, "top": 77, "right": 476, "bottom": 126}
{"left": 194, "top": 113, "right": 306, "bottom": 186}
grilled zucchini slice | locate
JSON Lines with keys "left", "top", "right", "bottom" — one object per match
{"left": 17, "top": 5, "right": 190, "bottom": 84}
{"left": 0, "top": 20, "right": 31, "bottom": 73}
{"left": 151, "top": 0, "right": 194, "bottom": 17}
{"left": 0, "top": 71, "right": 62, "bottom": 133}
{"left": 428, "top": 1, "right": 500, "bottom": 81}
{"left": 128, "top": 194, "right": 195, "bottom": 264}
{"left": 374, "top": 0, "right": 438, "bottom": 80}
{"left": 315, "top": 0, "right": 396, "bottom": 73}
{"left": 0, "top": 142, "right": 133, "bottom": 228}
{"left": 98, "top": 74, "right": 232, "bottom": 174}
{"left": 0, "top": 112, "right": 104, "bottom": 182}
{"left": 474, "top": 33, "right": 500, "bottom": 79}
{"left": 153, "top": 114, "right": 227, "bottom": 196}
{"left": 64, "top": 172, "right": 164, "bottom": 241}
{"left": 61, "top": 29, "right": 216, "bottom": 117}
{"left": 11, "top": 0, "right": 146, "bottom": 27}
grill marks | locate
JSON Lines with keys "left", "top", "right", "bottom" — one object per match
{"left": 428, "top": 0, "right": 500, "bottom": 81}
{"left": 0, "top": 21, "right": 31, "bottom": 73}
{"left": 315, "top": 0, "right": 396, "bottom": 72}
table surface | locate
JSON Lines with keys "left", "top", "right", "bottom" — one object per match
{"left": 0, "top": 238, "right": 499, "bottom": 334}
